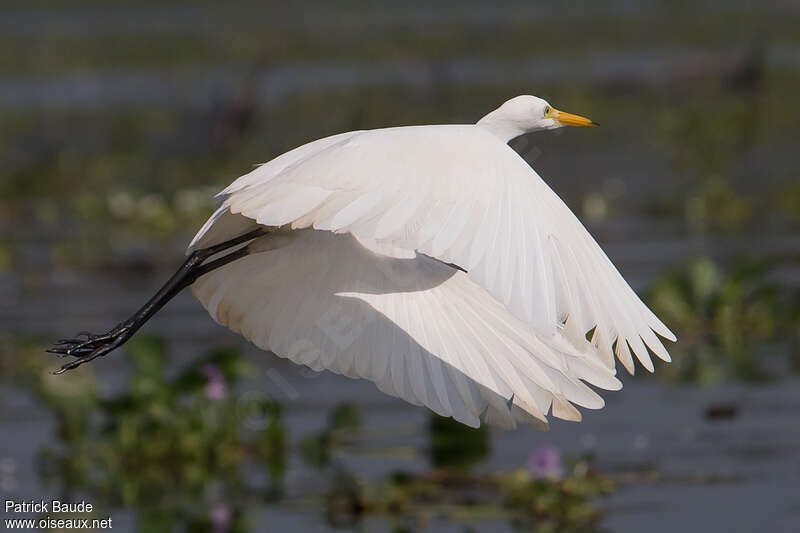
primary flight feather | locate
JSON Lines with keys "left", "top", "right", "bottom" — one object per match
{"left": 51, "top": 95, "right": 675, "bottom": 430}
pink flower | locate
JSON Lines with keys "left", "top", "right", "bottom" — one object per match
{"left": 527, "top": 445, "right": 563, "bottom": 480}
{"left": 201, "top": 364, "right": 227, "bottom": 401}
{"left": 210, "top": 503, "right": 230, "bottom": 533}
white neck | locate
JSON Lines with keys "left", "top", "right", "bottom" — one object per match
{"left": 475, "top": 109, "right": 528, "bottom": 143}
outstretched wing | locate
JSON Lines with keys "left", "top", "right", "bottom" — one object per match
{"left": 192, "top": 229, "right": 622, "bottom": 429}
{"left": 191, "top": 124, "right": 675, "bottom": 375}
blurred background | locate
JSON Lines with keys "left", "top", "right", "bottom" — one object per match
{"left": 1, "top": 1, "right": 799, "bottom": 532}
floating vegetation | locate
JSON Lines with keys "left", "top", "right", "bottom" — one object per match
{"left": 300, "top": 403, "right": 363, "bottom": 469}
{"left": 503, "top": 453, "right": 615, "bottom": 533}
{"left": 429, "top": 414, "right": 490, "bottom": 471}
{"left": 645, "top": 258, "right": 787, "bottom": 384}
{"left": 771, "top": 177, "right": 800, "bottom": 227}
{"left": 303, "top": 413, "right": 614, "bottom": 532}
{"left": 657, "top": 93, "right": 754, "bottom": 177}
{"left": 34, "top": 337, "right": 285, "bottom": 532}
{"left": 684, "top": 176, "right": 753, "bottom": 233}
{"left": 322, "top": 440, "right": 614, "bottom": 532}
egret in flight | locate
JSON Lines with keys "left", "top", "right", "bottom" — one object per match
{"left": 49, "top": 95, "right": 674, "bottom": 430}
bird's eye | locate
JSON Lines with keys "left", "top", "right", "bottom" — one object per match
{"left": 544, "top": 106, "right": 552, "bottom": 117}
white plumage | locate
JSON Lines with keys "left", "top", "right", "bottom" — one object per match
{"left": 189, "top": 95, "right": 675, "bottom": 430}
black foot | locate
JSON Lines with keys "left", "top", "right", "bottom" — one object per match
{"left": 47, "top": 325, "right": 132, "bottom": 374}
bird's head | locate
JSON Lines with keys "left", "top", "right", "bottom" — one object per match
{"left": 477, "top": 95, "right": 597, "bottom": 143}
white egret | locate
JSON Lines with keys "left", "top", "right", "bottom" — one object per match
{"left": 50, "top": 95, "right": 675, "bottom": 430}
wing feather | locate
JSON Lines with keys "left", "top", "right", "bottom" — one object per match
{"left": 192, "top": 230, "right": 621, "bottom": 428}
{"left": 191, "top": 124, "right": 674, "bottom": 381}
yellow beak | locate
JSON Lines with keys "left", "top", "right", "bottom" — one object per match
{"left": 548, "top": 107, "right": 598, "bottom": 127}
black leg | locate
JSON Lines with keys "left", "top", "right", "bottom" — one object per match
{"left": 47, "top": 227, "right": 267, "bottom": 374}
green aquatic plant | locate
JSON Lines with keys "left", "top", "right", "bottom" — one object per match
{"left": 313, "top": 414, "right": 612, "bottom": 531}
{"left": 429, "top": 414, "right": 489, "bottom": 471}
{"left": 35, "top": 336, "right": 286, "bottom": 533}
{"left": 503, "top": 453, "right": 615, "bottom": 533}
{"left": 771, "top": 177, "right": 800, "bottom": 227}
{"left": 322, "top": 446, "right": 614, "bottom": 532}
{"left": 299, "top": 408, "right": 613, "bottom": 531}
{"left": 300, "top": 403, "right": 363, "bottom": 469}
{"left": 644, "top": 258, "right": 781, "bottom": 384}
{"left": 0, "top": 335, "right": 51, "bottom": 383}
{"left": 684, "top": 176, "right": 753, "bottom": 233}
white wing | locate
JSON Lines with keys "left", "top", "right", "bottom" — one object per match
{"left": 191, "top": 124, "right": 675, "bottom": 377}
{"left": 192, "top": 229, "right": 622, "bottom": 429}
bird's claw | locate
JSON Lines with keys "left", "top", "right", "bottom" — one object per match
{"left": 54, "top": 332, "right": 97, "bottom": 345}
{"left": 47, "top": 325, "right": 130, "bottom": 373}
